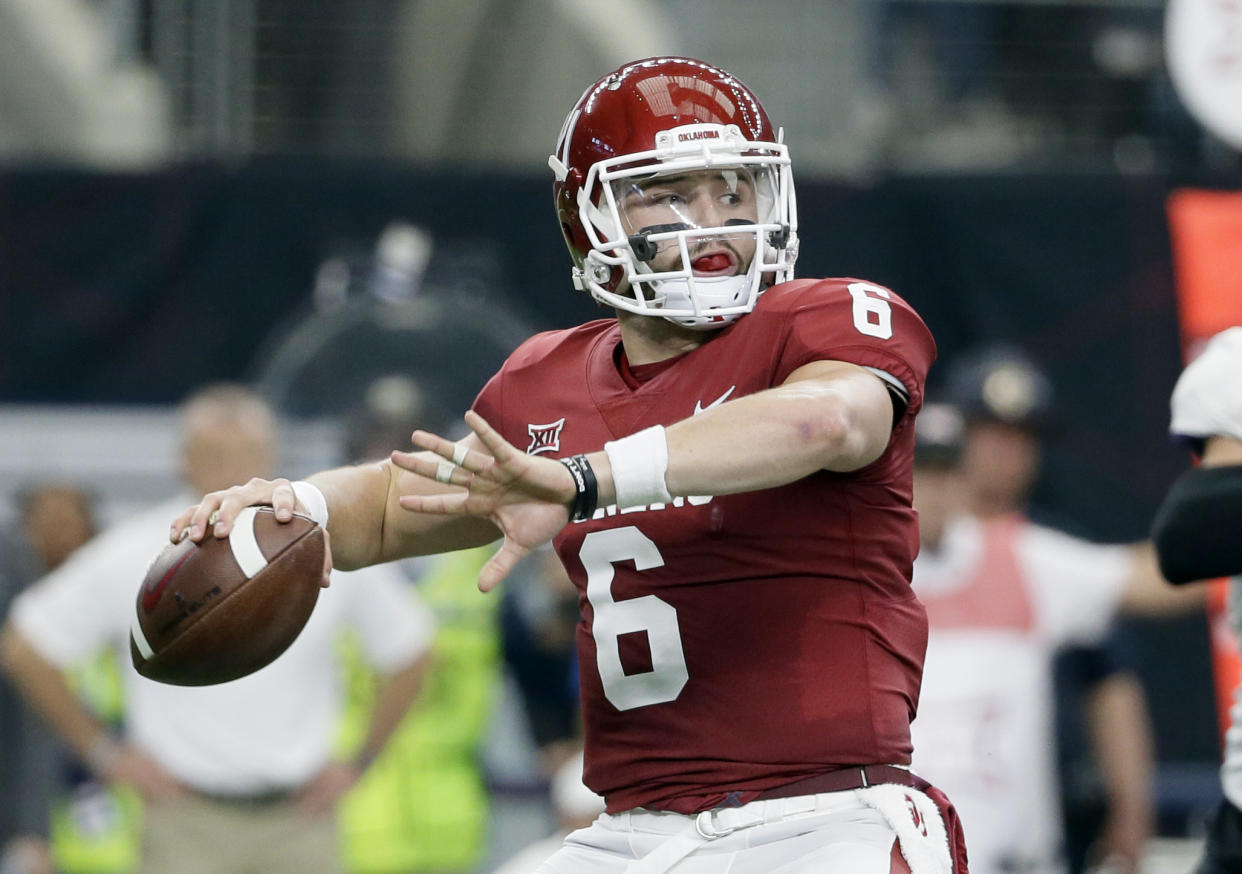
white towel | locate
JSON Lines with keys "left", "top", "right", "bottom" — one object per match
{"left": 854, "top": 784, "right": 954, "bottom": 874}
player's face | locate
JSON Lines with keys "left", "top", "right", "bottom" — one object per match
{"left": 617, "top": 169, "right": 760, "bottom": 277}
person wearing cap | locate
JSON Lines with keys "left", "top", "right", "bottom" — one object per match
{"left": 907, "top": 346, "right": 1203, "bottom": 874}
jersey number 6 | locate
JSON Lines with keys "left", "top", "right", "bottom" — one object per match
{"left": 848, "top": 281, "right": 894, "bottom": 339}
{"left": 581, "top": 527, "right": 689, "bottom": 711}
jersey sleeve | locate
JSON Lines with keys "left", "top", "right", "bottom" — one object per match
{"left": 772, "top": 279, "right": 937, "bottom": 420}
{"left": 470, "top": 329, "right": 566, "bottom": 448}
{"left": 1171, "top": 326, "right": 1242, "bottom": 443}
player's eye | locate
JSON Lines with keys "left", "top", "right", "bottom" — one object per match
{"left": 645, "top": 190, "right": 682, "bottom": 206}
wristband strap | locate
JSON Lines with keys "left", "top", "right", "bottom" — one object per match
{"left": 605, "top": 425, "right": 672, "bottom": 509}
{"left": 291, "top": 480, "right": 329, "bottom": 527}
{"left": 560, "top": 454, "right": 599, "bottom": 523}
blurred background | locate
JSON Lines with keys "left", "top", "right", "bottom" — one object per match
{"left": 1, "top": 0, "right": 1240, "bottom": 872}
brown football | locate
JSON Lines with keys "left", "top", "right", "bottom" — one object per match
{"left": 131, "top": 506, "right": 324, "bottom": 686}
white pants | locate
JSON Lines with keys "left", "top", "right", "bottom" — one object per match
{"left": 531, "top": 787, "right": 946, "bottom": 874}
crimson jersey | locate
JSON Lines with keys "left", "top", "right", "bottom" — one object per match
{"left": 473, "top": 278, "right": 936, "bottom": 814}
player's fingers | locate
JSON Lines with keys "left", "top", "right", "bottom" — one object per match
{"left": 320, "top": 528, "right": 334, "bottom": 589}
{"left": 463, "top": 411, "right": 521, "bottom": 467}
{"left": 270, "top": 478, "right": 298, "bottom": 523}
{"left": 169, "top": 505, "right": 204, "bottom": 543}
{"left": 390, "top": 449, "right": 472, "bottom": 487}
{"left": 211, "top": 478, "right": 291, "bottom": 538}
{"left": 477, "top": 540, "right": 525, "bottom": 592}
{"left": 398, "top": 491, "right": 476, "bottom": 516}
{"left": 181, "top": 494, "right": 226, "bottom": 543}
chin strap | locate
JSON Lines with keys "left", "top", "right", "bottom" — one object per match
{"left": 650, "top": 274, "right": 753, "bottom": 329}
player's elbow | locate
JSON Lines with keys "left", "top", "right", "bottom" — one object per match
{"left": 801, "top": 398, "right": 888, "bottom": 472}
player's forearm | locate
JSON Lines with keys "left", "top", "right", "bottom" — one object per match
{"left": 588, "top": 367, "right": 892, "bottom": 505}
{"left": 0, "top": 624, "right": 110, "bottom": 766}
{"left": 309, "top": 457, "right": 497, "bottom": 570}
{"left": 305, "top": 461, "right": 394, "bottom": 569}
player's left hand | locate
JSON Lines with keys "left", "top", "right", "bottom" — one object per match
{"left": 391, "top": 410, "right": 575, "bottom": 592}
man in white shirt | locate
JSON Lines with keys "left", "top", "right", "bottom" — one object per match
{"left": 909, "top": 348, "right": 1202, "bottom": 874}
{"left": 0, "top": 384, "right": 435, "bottom": 874}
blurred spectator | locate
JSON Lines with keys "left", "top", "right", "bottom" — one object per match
{"left": 488, "top": 749, "right": 604, "bottom": 874}
{"left": 334, "top": 374, "right": 502, "bottom": 874}
{"left": 386, "top": 0, "right": 675, "bottom": 167}
{"left": 0, "top": 383, "right": 435, "bottom": 874}
{"left": 336, "top": 545, "right": 500, "bottom": 874}
{"left": 0, "top": 0, "right": 168, "bottom": 166}
{"left": 344, "top": 373, "right": 452, "bottom": 464}
{"left": 860, "top": 1, "right": 1175, "bottom": 172}
{"left": 909, "top": 347, "right": 1203, "bottom": 874}
{"left": 0, "top": 484, "right": 98, "bottom": 874}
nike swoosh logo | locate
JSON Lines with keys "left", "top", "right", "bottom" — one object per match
{"left": 694, "top": 385, "right": 735, "bottom": 415}
{"left": 142, "top": 546, "right": 196, "bottom": 613}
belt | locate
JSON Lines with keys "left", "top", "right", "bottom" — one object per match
{"left": 753, "top": 764, "right": 919, "bottom": 800}
{"left": 625, "top": 765, "right": 919, "bottom": 874}
{"left": 193, "top": 787, "right": 293, "bottom": 806}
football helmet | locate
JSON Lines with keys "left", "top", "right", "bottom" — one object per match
{"left": 549, "top": 57, "right": 798, "bottom": 330}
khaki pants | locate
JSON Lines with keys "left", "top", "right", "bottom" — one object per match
{"left": 140, "top": 792, "right": 340, "bottom": 874}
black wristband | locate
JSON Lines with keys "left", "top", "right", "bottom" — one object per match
{"left": 560, "top": 454, "right": 598, "bottom": 523}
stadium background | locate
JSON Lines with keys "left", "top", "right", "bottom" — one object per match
{"left": 1, "top": 0, "right": 1239, "bottom": 870}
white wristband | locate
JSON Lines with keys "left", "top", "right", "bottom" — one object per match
{"left": 604, "top": 425, "right": 672, "bottom": 509}
{"left": 291, "top": 480, "right": 330, "bottom": 527}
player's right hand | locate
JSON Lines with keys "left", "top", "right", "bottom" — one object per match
{"left": 170, "top": 477, "right": 301, "bottom": 543}
{"left": 169, "top": 479, "right": 334, "bottom": 587}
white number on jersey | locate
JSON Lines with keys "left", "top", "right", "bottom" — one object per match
{"left": 848, "top": 281, "right": 894, "bottom": 340}
{"left": 580, "top": 527, "right": 689, "bottom": 711}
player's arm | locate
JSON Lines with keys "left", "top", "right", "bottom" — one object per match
{"left": 1151, "top": 435, "right": 1242, "bottom": 585}
{"left": 591, "top": 359, "right": 895, "bottom": 504}
{"left": 300, "top": 435, "right": 501, "bottom": 569}
{"left": 395, "top": 360, "right": 896, "bottom": 591}
{"left": 171, "top": 432, "right": 501, "bottom": 571}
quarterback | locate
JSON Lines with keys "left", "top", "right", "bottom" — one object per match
{"left": 174, "top": 57, "right": 967, "bottom": 873}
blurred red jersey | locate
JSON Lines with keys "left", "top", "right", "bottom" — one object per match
{"left": 473, "top": 278, "right": 936, "bottom": 814}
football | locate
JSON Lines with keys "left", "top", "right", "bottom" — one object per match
{"left": 130, "top": 505, "right": 324, "bottom": 686}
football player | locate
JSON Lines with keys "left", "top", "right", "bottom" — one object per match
{"left": 1152, "top": 326, "right": 1242, "bottom": 874}
{"left": 173, "top": 57, "right": 967, "bottom": 873}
